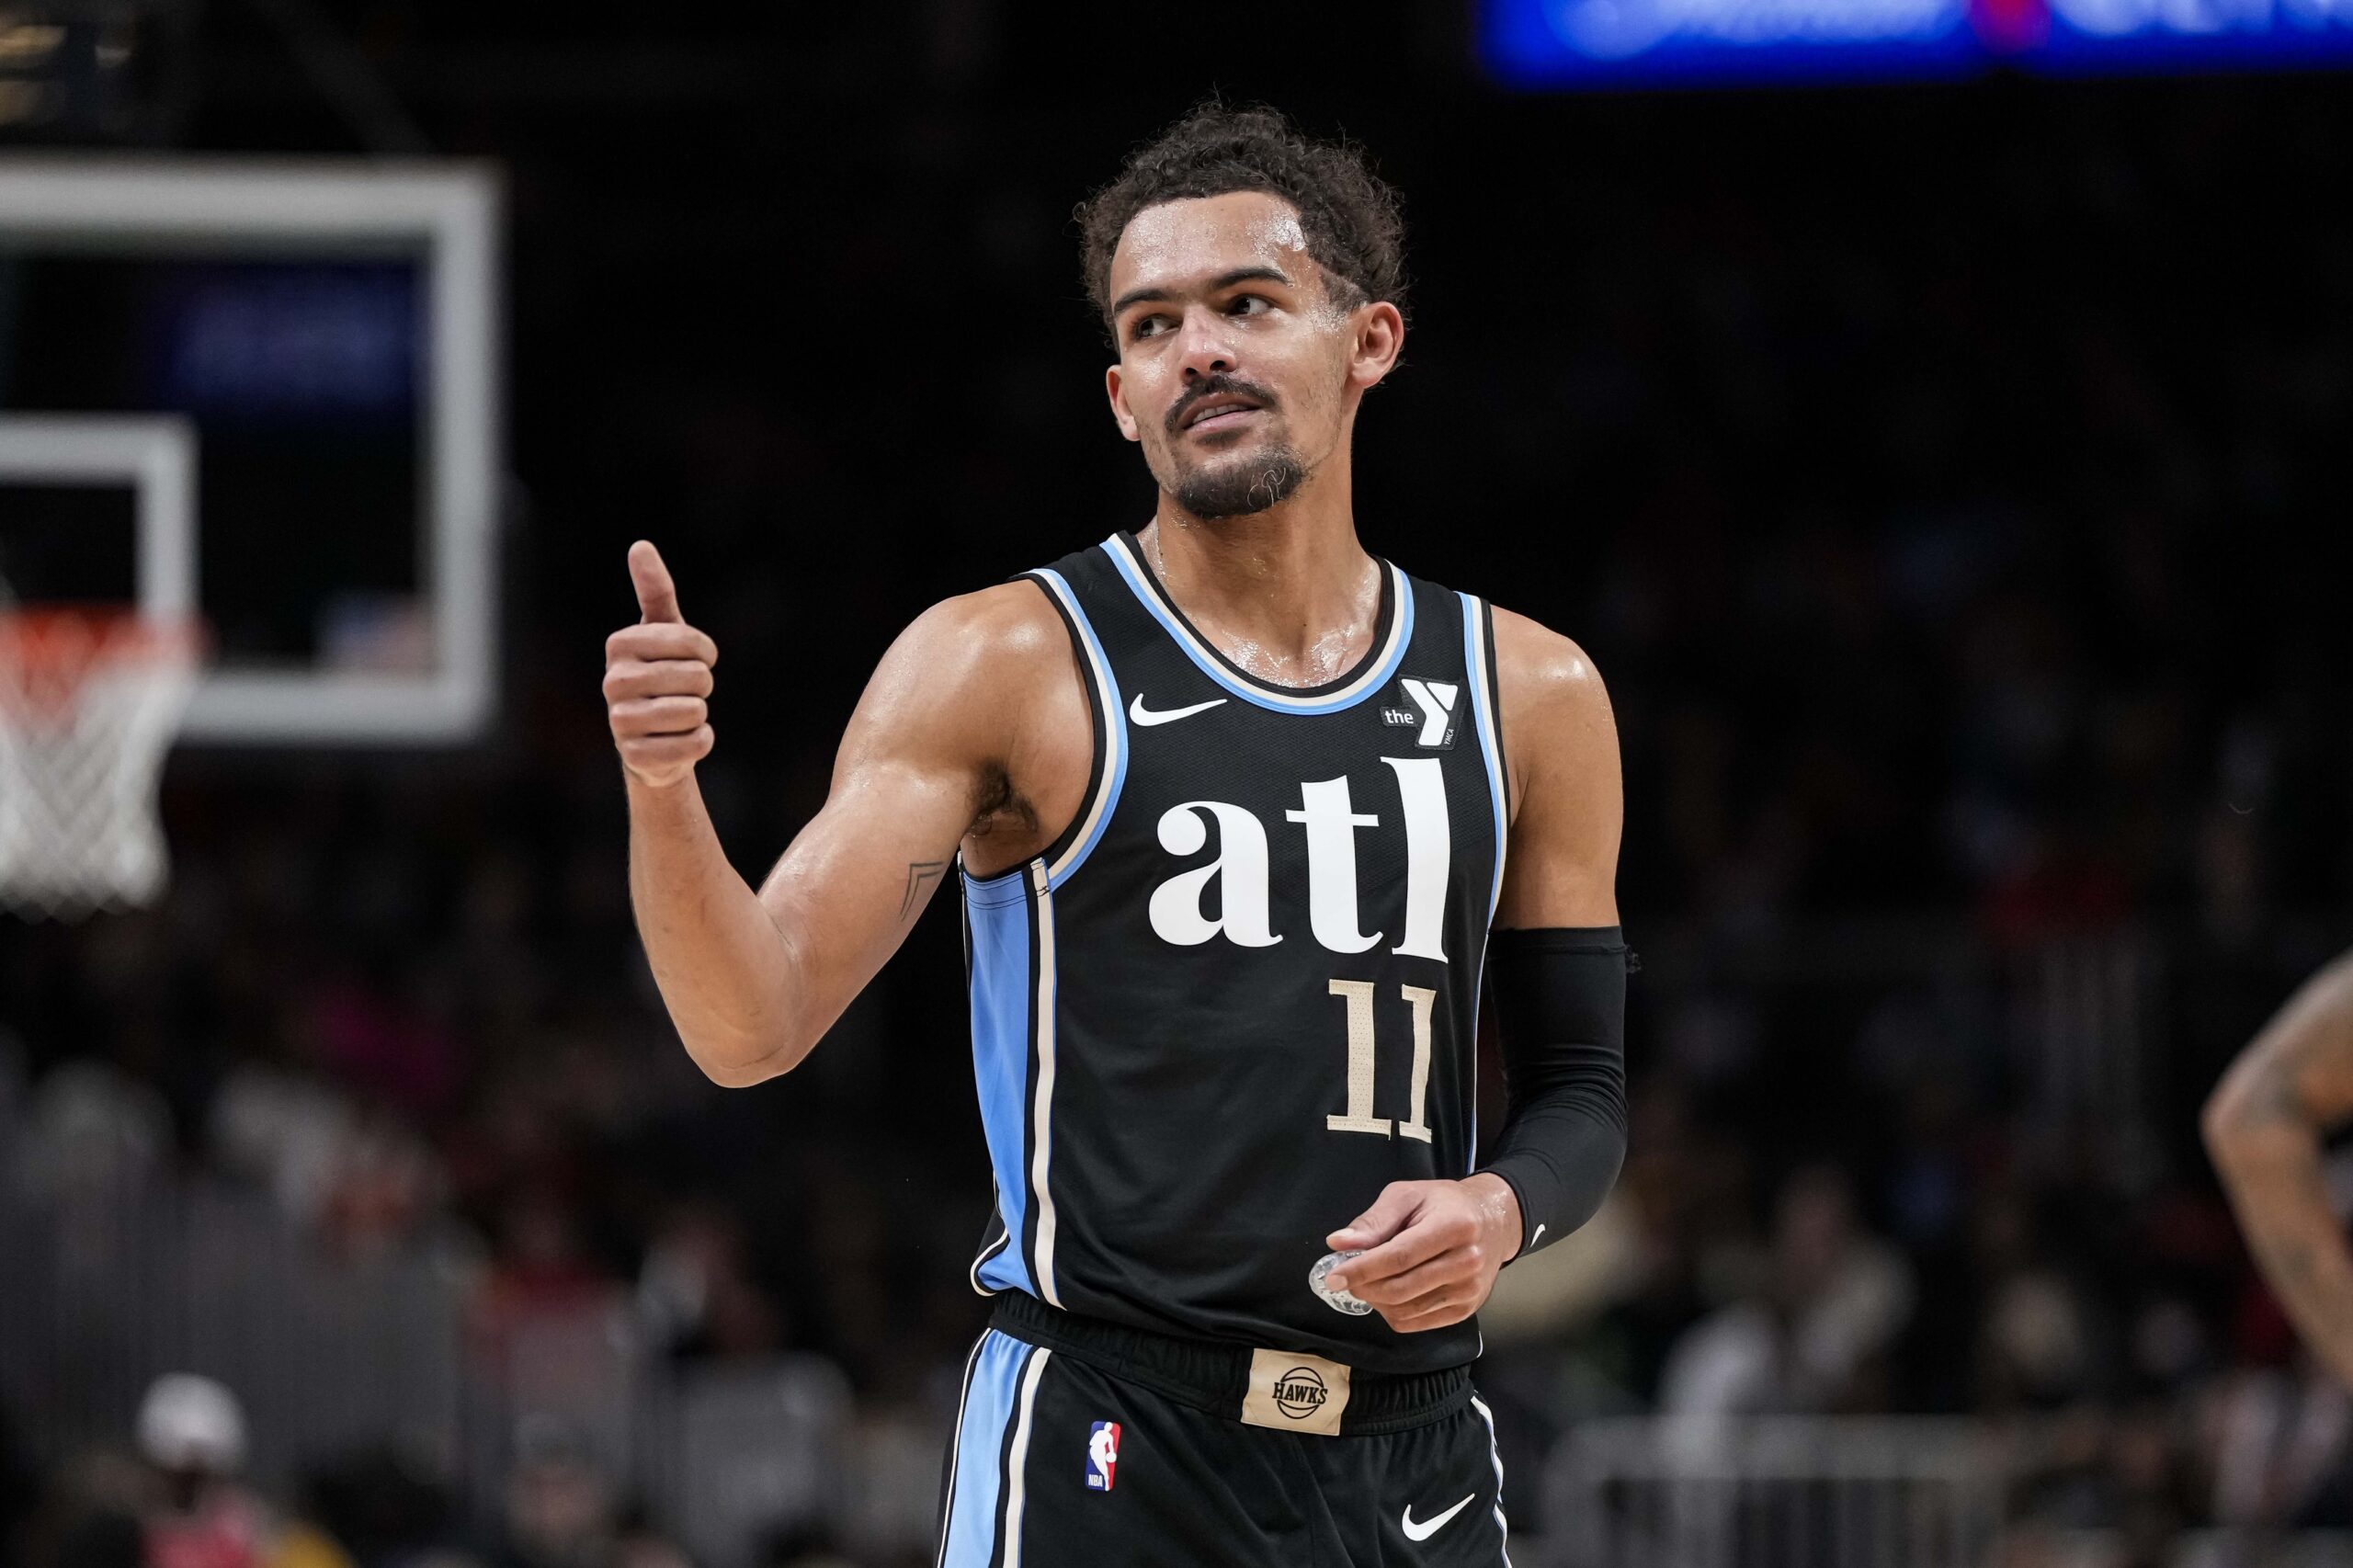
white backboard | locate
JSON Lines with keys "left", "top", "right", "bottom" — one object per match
{"left": 0, "top": 156, "right": 502, "bottom": 744}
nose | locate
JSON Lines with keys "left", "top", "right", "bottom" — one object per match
{"left": 1174, "top": 304, "right": 1236, "bottom": 382}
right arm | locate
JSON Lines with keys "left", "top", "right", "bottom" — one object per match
{"left": 2204, "top": 948, "right": 2353, "bottom": 1388}
{"left": 608, "top": 542, "right": 1082, "bottom": 1087}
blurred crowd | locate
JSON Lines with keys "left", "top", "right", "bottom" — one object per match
{"left": 8, "top": 1366, "right": 705, "bottom": 1568}
{"left": 6, "top": 6, "right": 2353, "bottom": 1568}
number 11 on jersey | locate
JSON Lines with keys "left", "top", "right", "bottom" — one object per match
{"left": 1325, "top": 979, "right": 1437, "bottom": 1142}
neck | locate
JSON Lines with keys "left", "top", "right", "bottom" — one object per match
{"left": 1136, "top": 459, "right": 1381, "bottom": 688}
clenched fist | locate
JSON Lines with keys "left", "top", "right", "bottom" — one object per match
{"left": 605, "top": 540, "right": 717, "bottom": 788}
{"left": 1322, "top": 1174, "right": 1522, "bottom": 1334}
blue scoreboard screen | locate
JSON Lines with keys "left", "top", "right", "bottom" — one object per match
{"left": 1483, "top": 0, "right": 2353, "bottom": 85}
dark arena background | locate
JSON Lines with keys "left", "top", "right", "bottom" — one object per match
{"left": 5, "top": 4, "right": 2353, "bottom": 1566}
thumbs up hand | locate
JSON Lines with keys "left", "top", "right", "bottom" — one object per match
{"left": 605, "top": 540, "right": 719, "bottom": 788}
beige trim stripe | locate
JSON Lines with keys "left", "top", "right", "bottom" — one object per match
{"left": 999, "top": 1346, "right": 1052, "bottom": 1568}
{"left": 1028, "top": 863, "right": 1063, "bottom": 1307}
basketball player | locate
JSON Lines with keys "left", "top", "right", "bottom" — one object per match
{"left": 2205, "top": 950, "right": 2353, "bottom": 1390}
{"left": 604, "top": 105, "right": 1630, "bottom": 1564}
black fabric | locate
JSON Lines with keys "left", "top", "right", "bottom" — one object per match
{"left": 1477, "top": 926, "right": 1631, "bottom": 1259}
{"left": 963, "top": 537, "right": 1508, "bottom": 1376}
{"left": 938, "top": 1327, "right": 1512, "bottom": 1568}
{"left": 990, "top": 1288, "right": 1471, "bottom": 1436}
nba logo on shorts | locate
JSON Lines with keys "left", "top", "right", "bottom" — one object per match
{"left": 1085, "top": 1421, "right": 1120, "bottom": 1491}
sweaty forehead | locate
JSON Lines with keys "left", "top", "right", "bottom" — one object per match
{"left": 1108, "top": 190, "right": 1313, "bottom": 301}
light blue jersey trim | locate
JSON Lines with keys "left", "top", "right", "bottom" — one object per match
{"left": 939, "top": 1333, "right": 1030, "bottom": 1568}
{"left": 1103, "top": 533, "right": 1415, "bottom": 715}
{"left": 967, "top": 891, "right": 1034, "bottom": 1297}
{"left": 1461, "top": 593, "right": 1508, "bottom": 921}
{"left": 1032, "top": 568, "right": 1126, "bottom": 891}
{"left": 1462, "top": 593, "right": 1509, "bottom": 1176}
{"left": 961, "top": 565, "right": 1115, "bottom": 1301}
{"left": 934, "top": 1334, "right": 987, "bottom": 1567}
{"left": 961, "top": 568, "right": 1128, "bottom": 903}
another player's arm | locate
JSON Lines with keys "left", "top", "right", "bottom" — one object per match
{"left": 2203, "top": 949, "right": 2353, "bottom": 1388}
{"left": 1326, "top": 610, "right": 1624, "bottom": 1332}
{"left": 610, "top": 543, "right": 1070, "bottom": 1087}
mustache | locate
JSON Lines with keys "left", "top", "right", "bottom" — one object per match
{"left": 1166, "top": 376, "right": 1279, "bottom": 437}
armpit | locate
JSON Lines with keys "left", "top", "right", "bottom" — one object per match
{"left": 963, "top": 762, "right": 1040, "bottom": 849}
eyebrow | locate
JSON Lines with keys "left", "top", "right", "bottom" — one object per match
{"left": 1109, "top": 266, "right": 1297, "bottom": 320}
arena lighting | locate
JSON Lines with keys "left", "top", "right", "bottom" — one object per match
{"left": 1483, "top": 0, "right": 2353, "bottom": 84}
{"left": 0, "top": 1, "right": 162, "bottom": 142}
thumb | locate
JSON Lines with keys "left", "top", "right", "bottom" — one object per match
{"left": 1328, "top": 1182, "right": 1422, "bottom": 1251}
{"left": 630, "top": 540, "right": 682, "bottom": 624}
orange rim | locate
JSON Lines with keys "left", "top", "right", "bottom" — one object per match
{"left": 0, "top": 609, "right": 205, "bottom": 720}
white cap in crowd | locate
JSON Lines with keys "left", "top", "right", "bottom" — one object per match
{"left": 136, "top": 1373, "right": 248, "bottom": 1473}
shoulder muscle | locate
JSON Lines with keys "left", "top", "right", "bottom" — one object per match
{"left": 837, "top": 580, "right": 1074, "bottom": 783}
{"left": 835, "top": 578, "right": 1092, "bottom": 872}
{"left": 1487, "top": 605, "right": 1621, "bottom": 929}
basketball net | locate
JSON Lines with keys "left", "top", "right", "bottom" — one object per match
{"left": 0, "top": 609, "right": 201, "bottom": 920}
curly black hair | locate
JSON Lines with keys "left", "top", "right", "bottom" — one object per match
{"left": 1074, "top": 101, "right": 1409, "bottom": 340}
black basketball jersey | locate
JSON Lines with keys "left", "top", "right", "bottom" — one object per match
{"left": 961, "top": 531, "right": 1507, "bottom": 1375}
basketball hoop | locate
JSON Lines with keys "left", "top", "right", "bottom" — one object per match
{"left": 0, "top": 609, "right": 202, "bottom": 920}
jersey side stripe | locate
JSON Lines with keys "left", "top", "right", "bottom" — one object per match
{"left": 965, "top": 565, "right": 1115, "bottom": 1302}
{"left": 1471, "top": 1392, "right": 1516, "bottom": 1568}
{"left": 1027, "top": 861, "right": 1063, "bottom": 1307}
{"left": 932, "top": 1332, "right": 988, "bottom": 1566}
{"left": 966, "top": 1199, "right": 1010, "bottom": 1296}
{"left": 1030, "top": 569, "right": 1127, "bottom": 890}
{"left": 939, "top": 1333, "right": 1027, "bottom": 1568}
{"left": 998, "top": 1346, "right": 1052, "bottom": 1568}
{"left": 1101, "top": 533, "right": 1415, "bottom": 714}
{"left": 1460, "top": 592, "right": 1508, "bottom": 921}
{"left": 1461, "top": 593, "right": 1509, "bottom": 1177}
{"left": 964, "top": 876, "right": 1035, "bottom": 1297}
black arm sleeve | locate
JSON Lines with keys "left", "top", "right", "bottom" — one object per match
{"left": 1476, "top": 926, "right": 1631, "bottom": 1260}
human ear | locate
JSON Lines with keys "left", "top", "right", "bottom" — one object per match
{"left": 1349, "top": 301, "right": 1404, "bottom": 392}
{"left": 1105, "top": 363, "right": 1141, "bottom": 442}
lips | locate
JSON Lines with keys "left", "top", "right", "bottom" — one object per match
{"left": 1180, "top": 393, "right": 1265, "bottom": 432}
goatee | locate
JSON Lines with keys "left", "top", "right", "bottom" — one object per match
{"left": 1174, "top": 449, "right": 1311, "bottom": 520}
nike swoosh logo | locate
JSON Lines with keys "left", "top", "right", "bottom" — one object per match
{"left": 1128, "top": 694, "right": 1227, "bottom": 727}
{"left": 1402, "top": 1494, "right": 1477, "bottom": 1542}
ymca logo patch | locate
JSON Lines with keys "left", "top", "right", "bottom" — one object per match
{"left": 1086, "top": 1421, "right": 1120, "bottom": 1491}
{"left": 1382, "top": 677, "right": 1460, "bottom": 749}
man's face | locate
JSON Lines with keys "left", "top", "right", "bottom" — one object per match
{"left": 1103, "top": 191, "right": 1396, "bottom": 521}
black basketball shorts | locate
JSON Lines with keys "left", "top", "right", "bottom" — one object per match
{"left": 935, "top": 1292, "right": 1514, "bottom": 1568}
